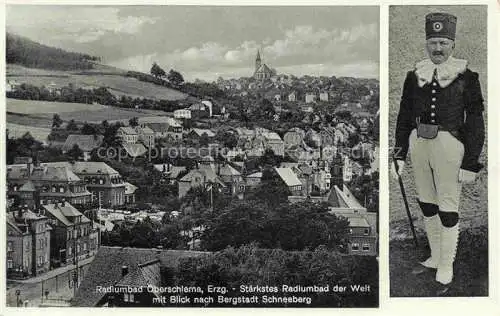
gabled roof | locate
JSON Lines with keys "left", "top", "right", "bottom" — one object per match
{"left": 246, "top": 172, "right": 262, "bottom": 179}
{"left": 274, "top": 167, "right": 302, "bottom": 187}
{"left": 62, "top": 134, "right": 104, "bottom": 152}
{"left": 124, "top": 182, "right": 138, "bottom": 195}
{"left": 122, "top": 143, "right": 147, "bottom": 157}
{"left": 43, "top": 202, "right": 90, "bottom": 226}
{"left": 146, "top": 123, "right": 170, "bottom": 133}
{"left": 115, "top": 259, "right": 161, "bottom": 288}
{"left": 139, "top": 126, "right": 154, "bottom": 134}
{"left": 71, "top": 246, "right": 208, "bottom": 307}
{"left": 218, "top": 164, "right": 241, "bottom": 177}
{"left": 255, "top": 63, "right": 273, "bottom": 75}
{"left": 190, "top": 128, "right": 215, "bottom": 137}
{"left": 118, "top": 127, "right": 138, "bottom": 135}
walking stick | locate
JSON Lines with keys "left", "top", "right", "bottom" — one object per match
{"left": 393, "top": 156, "right": 419, "bottom": 248}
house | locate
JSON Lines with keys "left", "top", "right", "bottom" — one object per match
{"left": 137, "top": 125, "right": 155, "bottom": 148}
{"left": 305, "top": 93, "right": 315, "bottom": 104}
{"left": 288, "top": 91, "right": 297, "bottom": 102}
{"left": 329, "top": 185, "right": 377, "bottom": 256}
{"left": 187, "top": 128, "right": 216, "bottom": 143}
{"left": 262, "top": 132, "right": 285, "bottom": 157}
{"left": 7, "top": 159, "right": 92, "bottom": 206}
{"left": 283, "top": 128, "right": 305, "bottom": 149}
{"left": 62, "top": 135, "right": 104, "bottom": 161}
{"left": 217, "top": 163, "right": 244, "bottom": 196}
{"left": 153, "top": 164, "right": 187, "bottom": 185}
{"left": 173, "top": 109, "right": 191, "bottom": 120}
{"left": 319, "top": 92, "right": 329, "bottom": 102}
{"left": 69, "top": 161, "right": 128, "bottom": 207}
{"left": 274, "top": 167, "right": 303, "bottom": 196}
{"left": 245, "top": 172, "right": 262, "bottom": 191}
{"left": 7, "top": 207, "right": 51, "bottom": 278}
{"left": 43, "top": 200, "right": 99, "bottom": 267}
{"left": 178, "top": 164, "right": 225, "bottom": 198}
{"left": 71, "top": 247, "right": 208, "bottom": 307}
{"left": 117, "top": 127, "right": 139, "bottom": 144}
{"left": 147, "top": 120, "right": 183, "bottom": 140}
{"left": 124, "top": 182, "right": 138, "bottom": 204}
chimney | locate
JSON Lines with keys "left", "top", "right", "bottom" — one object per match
{"left": 61, "top": 199, "right": 66, "bottom": 207}
{"left": 121, "top": 265, "right": 129, "bottom": 277}
{"left": 17, "top": 208, "right": 23, "bottom": 219}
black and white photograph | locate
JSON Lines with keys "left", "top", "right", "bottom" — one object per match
{"left": 5, "top": 6, "right": 380, "bottom": 307}
{"left": 389, "top": 5, "right": 488, "bottom": 297}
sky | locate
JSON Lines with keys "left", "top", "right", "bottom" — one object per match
{"left": 7, "top": 6, "right": 379, "bottom": 82}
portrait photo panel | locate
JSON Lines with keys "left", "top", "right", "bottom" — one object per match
{"left": 389, "top": 5, "right": 488, "bottom": 297}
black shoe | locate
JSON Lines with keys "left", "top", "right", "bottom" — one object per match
{"left": 435, "top": 282, "right": 452, "bottom": 296}
{"left": 411, "top": 263, "right": 436, "bottom": 275}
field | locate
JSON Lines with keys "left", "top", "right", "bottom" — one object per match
{"left": 7, "top": 64, "right": 188, "bottom": 101}
{"left": 7, "top": 99, "right": 176, "bottom": 130}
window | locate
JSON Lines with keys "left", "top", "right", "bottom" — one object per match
{"left": 59, "top": 186, "right": 65, "bottom": 193}
{"left": 7, "top": 241, "right": 13, "bottom": 251}
{"left": 7, "top": 260, "right": 13, "bottom": 269}
{"left": 362, "top": 244, "right": 370, "bottom": 251}
{"left": 52, "top": 186, "right": 57, "bottom": 193}
{"left": 124, "top": 293, "right": 135, "bottom": 303}
{"left": 99, "top": 178, "right": 104, "bottom": 185}
{"left": 68, "top": 246, "right": 72, "bottom": 255}
{"left": 83, "top": 243, "right": 87, "bottom": 251}
{"left": 364, "top": 228, "right": 370, "bottom": 236}
{"left": 351, "top": 243, "right": 360, "bottom": 251}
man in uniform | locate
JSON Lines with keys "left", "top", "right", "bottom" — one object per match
{"left": 391, "top": 12, "right": 485, "bottom": 295}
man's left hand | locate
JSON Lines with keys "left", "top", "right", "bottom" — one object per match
{"left": 459, "top": 169, "right": 477, "bottom": 183}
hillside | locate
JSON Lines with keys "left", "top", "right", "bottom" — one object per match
{"left": 6, "top": 33, "right": 189, "bottom": 101}
{"left": 6, "top": 32, "right": 99, "bottom": 70}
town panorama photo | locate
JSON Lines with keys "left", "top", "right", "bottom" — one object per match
{"left": 5, "top": 5, "right": 380, "bottom": 308}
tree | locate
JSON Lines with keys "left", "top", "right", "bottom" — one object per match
{"left": 81, "top": 122, "right": 97, "bottom": 135}
{"left": 128, "top": 117, "right": 139, "bottom": 128}
{"left": 150, "top": 62, "right": 166, "bottom": 79}
{"left": 67, "top": 144, "right": 84, "bottom": 161}
{"left": 52, "top": 114, "right": 63, "bottom": 129}
{"left": 66, "top": 119, "right": 78, "bottom": 131}
{"left": 168, "top": 69, "right": 184, "bottom": 86}
{"left": 199, "top": 132, "right": 210, "bottom": 147}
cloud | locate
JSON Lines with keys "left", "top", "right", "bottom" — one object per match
{"left": 7, "top": 6, "right": 157, "bottom": 44}
{"left": 109, "top": 23, "right": 378, "bottom": 81}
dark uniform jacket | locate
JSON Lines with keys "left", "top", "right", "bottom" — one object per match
{"left": 394, "top": 68, "right": 485, "bottom": 173}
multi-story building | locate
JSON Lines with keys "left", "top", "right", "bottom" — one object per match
{"left": 7, "top": 158, "right": 92, "bottom": 206}
{"left": 43, "top": 200, "right": 99, "bottom": 267}
{"left": 7, "top": 159, "right": 129, "bottom": 208}
{"left": 7, "top": 207, "right": 51, "bottom": 279}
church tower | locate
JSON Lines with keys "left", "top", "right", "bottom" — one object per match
{"left": 255, "top": 50, "right": 262, "bottom": 72}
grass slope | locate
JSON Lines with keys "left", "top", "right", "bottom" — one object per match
{"left": 7, "top": 64, "right": 188, "bottom": 101}
{"left": 390, "top": 227, "right": 488, "bottom": 297}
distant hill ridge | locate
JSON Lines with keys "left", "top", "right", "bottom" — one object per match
{"left": 6, "top": 32, "right": 101, "bottom": 71}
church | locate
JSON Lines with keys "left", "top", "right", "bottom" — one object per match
{"left": 253, "top": 50, "right": 275, "bottom": 80}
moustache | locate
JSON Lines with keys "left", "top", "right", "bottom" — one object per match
{"left": 432, "top": 51, "right": 444, "bottom": 56}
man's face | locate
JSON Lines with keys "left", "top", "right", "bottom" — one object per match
{"left": 426, "top": 37, "right": 455, "bottom": 64}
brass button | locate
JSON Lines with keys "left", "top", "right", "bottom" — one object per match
{"left": 431, "top": 119, "right": 436, "bottom": 123}
{"left": 432, "top": 97, "right": 436, "bottom": 102}
{"left": 433, "top": 82, "right": 437, "bottom": 86}
{"left": 432, "top": 89, "right": 436, "bottom": 93}
{"left": 431, "top": 105, "right": 436, "bottom": 109}
{"left": 431, "top": 113, "right": 436, "bottom": 117}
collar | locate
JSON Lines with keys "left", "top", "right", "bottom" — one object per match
{"left": 414, "top": 56, "right": 468, "bottom": 88}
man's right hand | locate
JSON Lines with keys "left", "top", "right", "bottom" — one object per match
{"left": 391, "top": 160, "right": 405, "bottom": 179}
